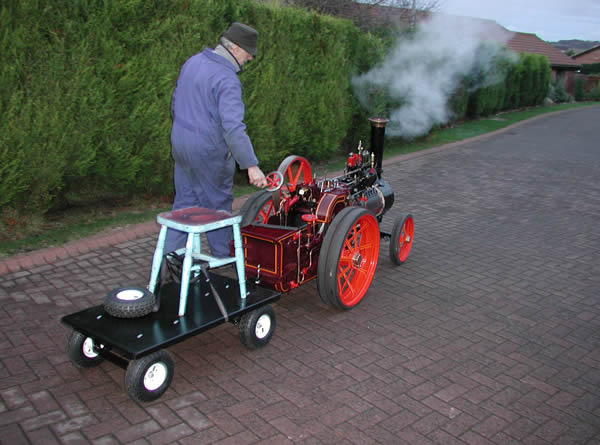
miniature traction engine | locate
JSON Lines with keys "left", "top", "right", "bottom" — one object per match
{"left": 239, "top": 117, "right": 414, "bottom": 309}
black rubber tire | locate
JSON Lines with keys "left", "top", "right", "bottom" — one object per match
{"left": 317, "top": 207, "right": 380, "bottom": 310}
{"left": 239, "top": 190, "right": 276, "bottom": 227}
{"left": 389, "top": 213, "right": 414, "bottom": 266}
{"left": 238, "top": 304, "right": 276, "bottom": 349}
{"left": 317, "top": 207, "right": 356, "bottom": 307}
{"left": 125, "top": 350, "right": 174, "bottom": 403}
{"left": 66, "top": 331, "right": 104, "bottom": 368}
{"left": 103, "top": 287, "right": 155, "bottom": 318}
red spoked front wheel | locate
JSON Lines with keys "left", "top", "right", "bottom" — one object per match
{"left": 277, "top": 155, "right": 312, "bottom": 192}
{"left": 317, "top": 207, "right": 380, "bottom": 309}
{"left": 389, "top": 213, "right": 414, "bottom": 265}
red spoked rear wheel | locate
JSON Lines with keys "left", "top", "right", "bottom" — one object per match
{"left": 240, "top": 190, "right": 276, "bottom": 226}
{"left": 277, "top": 155, "right": 312, "bottom": 192}
{"left": 317, "top": 207, "right": 380, "bottom": 309}
{"left": 389, "top": 213, "right": 414, "bottom": 265}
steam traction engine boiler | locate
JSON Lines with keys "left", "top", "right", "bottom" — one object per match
{"left": 239, "top": 117, "right": 414, "bottom": 309}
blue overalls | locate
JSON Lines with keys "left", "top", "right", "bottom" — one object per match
{"left": 165, "top": 48, "right": 259, "bottom": 257}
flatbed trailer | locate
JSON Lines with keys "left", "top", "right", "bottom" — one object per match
{"left": 62, "top": 273, "right": 280, "bottom": 402}
{"left": 62, "top": 273, "right": 280, "bottom": 362}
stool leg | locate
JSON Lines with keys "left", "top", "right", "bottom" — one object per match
{"left": 148, "top": 225, "right": 168, "bottom": 293}
{"left": 178, "top": 233, "right": 195, "bottom": 316}
{"left": 232, "top": 223, "right": 247, "bottom": 299}
{"left": 191, "top": 232, "right": 201, "bottom": 278}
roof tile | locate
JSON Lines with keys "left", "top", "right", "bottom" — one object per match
{"left": 505, "top": 32, "right": 580, "bottom": 67}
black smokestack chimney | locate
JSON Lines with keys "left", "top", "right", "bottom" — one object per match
{"left": 369, "top": 117, "right": 389, "bottom": 178}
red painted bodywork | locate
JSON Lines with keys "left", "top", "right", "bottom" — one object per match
{"left": 241, "top": 181, "right": 350, "bottom": 292}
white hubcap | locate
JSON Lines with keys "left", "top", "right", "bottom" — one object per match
{"left": 144, "top": 362, "right": 168, "bottom": 391}
{"left": 82, "top": 338, "right": 98, "bottom": 359}
{"left": 255, "top": 314, "right": 272, "bottom": 339}
{"left": 116, "top": 289, "right": 144, "bottom": 301}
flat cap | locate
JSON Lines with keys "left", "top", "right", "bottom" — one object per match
{"left": 223, "top": 22, "right": 258, "bottom": 56}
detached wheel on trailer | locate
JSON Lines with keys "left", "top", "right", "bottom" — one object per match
{"left": 317, "top": 207, "right": 380, "bottom": 310}
{"left": 66, "top": 331, "right": 104, "bottom": 368}
{"left": 239, "top": 304, "right": 276, "bottom": 349}
{"left": 103, "top": 287, "right": 155, "bottom": 318}
{"left": 389, "top": 213, "right": 414, "bottom": 266}
{"left": 125, "top": 350, "right": 174, "bottom": 403}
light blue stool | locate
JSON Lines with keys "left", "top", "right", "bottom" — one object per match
{"left": 147, "top": 207, "right": 246, "bottom": 317}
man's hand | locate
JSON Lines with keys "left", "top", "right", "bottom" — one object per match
{"left": 247, "top": 165, "right": 267, "bottom": 188}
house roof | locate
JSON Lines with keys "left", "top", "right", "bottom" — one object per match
{"left": 505, "top": 32, "right": 580, "bottom": 68}
{"left": 331, "top": 3, "right": 580, "bottom": 69}
{"left": 573, "top": 44, "right": 600, "bottom": 58}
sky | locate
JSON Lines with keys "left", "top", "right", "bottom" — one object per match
{"left": 437, "top": 0, "right": 600, "bottom": 42}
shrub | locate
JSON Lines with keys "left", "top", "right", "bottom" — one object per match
{"left": 586, "top": 80, "right": 600, "bottom": 101}
{"left": 534, "top": 55, "right": 551, "bottom": 104}
{"left": 503, "top": 62, "right": 522, "bottom": 109}
{"left": 467, "top": 82, "right": 505, "bottom": 118}
{"left": 465, "top": 45, "right": 517, "bottom": 118}
{"left": 581, "top": 63, "right": 600, "bottom": 75}
{"left": 549, "top": 77, "right": 570, "bottom": 103}
{"left": 574, "top": 76, "right": 586, "bottom": 101}
{"left": 448, "top": 83, "right": 469, "bottom": 122}
{"left": 519, "top": 54, "right": 535, "bottom": 106}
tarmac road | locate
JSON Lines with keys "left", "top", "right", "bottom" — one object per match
{"left": 1, "top": 106, "right": 599, "bottom": 444}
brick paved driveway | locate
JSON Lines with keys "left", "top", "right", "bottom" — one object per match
{"left": 1, "top": 106, "right": 599, "bottom": 444}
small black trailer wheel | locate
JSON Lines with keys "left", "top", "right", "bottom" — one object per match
{"left": 66, "top": 331, "right": 104, "bottom": 368}
{"left": 389, "top": 213, "right": 414, "bottom": 266}
{"left": 239, "top": 304, "right": 276, "bottom": 349}
{"left": 104, "top": 287, "right": 155, "bottom": 318}
{"left": 125, "top": 350, "right": 174, "bottom": 403}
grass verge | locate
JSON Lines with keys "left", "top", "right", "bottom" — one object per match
{"left": 1, "top": 102, "right": 597, "bottom": 258}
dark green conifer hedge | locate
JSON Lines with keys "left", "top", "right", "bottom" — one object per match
{"left": 465, "top": 52, "right": 550, "bottom": 119}
{"left": 0, "top": 0, "right": 552, "bottom": 216}
{"left": 1, "top": 0, "right": 379, "bottom": 214}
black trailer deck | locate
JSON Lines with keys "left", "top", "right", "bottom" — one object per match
{"left": 61, "top": 272, "right": 281, "bottom": 362}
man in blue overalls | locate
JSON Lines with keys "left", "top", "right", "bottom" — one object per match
{"left": 165, "top": 23, "right": 267, "bottom": 257}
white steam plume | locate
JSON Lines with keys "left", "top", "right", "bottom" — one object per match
{"left": 352, "top": 14, "right": 516, "bottom": 138}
